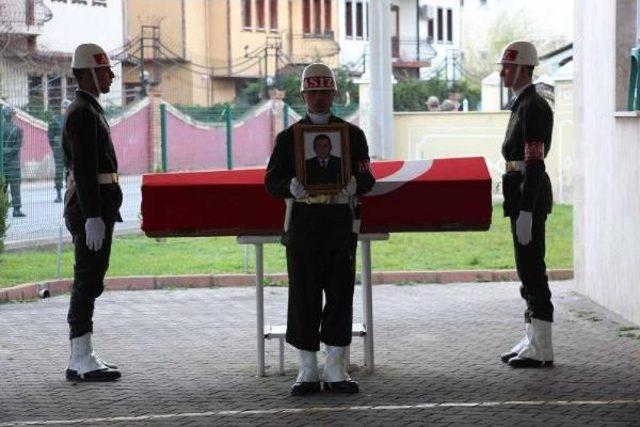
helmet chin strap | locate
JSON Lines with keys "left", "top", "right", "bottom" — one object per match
{"left": 90, "top": 68, "right": 101, "bottom": 97}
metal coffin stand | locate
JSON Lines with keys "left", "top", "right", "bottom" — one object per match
{"left": 237, "top": 233, "right": 389, "bottom": 377}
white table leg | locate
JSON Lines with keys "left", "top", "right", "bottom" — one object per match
{"left": 255, "top": 243, "right": 265, "bottom": 377}
{"left": 361, "top": 238, "right": 374, "bottom": 373}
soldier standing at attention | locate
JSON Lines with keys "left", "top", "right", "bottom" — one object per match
{"left": 497, "top": 41, "right": 555, "bottom": 368}
{"left": 2, "top": 105, "right": 25, "bottom": 217}
{"left": 48, "top": 99, "right": 70, "bottom": 203}
{"left": 63, "top": 43, "right": 122, "bottom": 381}
{"left": 265, "top": 63, "right": 375, "bottom": 395}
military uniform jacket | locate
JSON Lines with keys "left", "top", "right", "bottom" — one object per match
{"left": 62, "top": 91, "right": 122, "bottom": 222}
{"left": 2, "top": 121, "right": 23, "bottom": 175}
{"left": 501, "top": 85, "right": 553, "bottom": 217}
{"left": 48, "top": 113, "right": 63, "bottom": 148}
{"left": 265, "top": 115, "right": 375, "bottom": 249}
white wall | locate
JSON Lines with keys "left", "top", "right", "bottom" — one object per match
{"left": 574, "top": 0, "right": 640, "bottom": 325}
{"left": 38, "top": 0, "right": 125, "bottom": 106}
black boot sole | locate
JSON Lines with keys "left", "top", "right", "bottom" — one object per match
{"left": 66, "top": 368, "right": 121, "bottom": 382}
{"left": 508, "top": 358, "right": 554, "bottom": 368}
{"left": 500, "top": 352, "right": 517, "bottom": 363}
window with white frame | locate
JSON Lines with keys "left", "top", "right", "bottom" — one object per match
{"left": 345, "top": 0, "right": 367, "bottom": 40}
{"left": 436, "top": 7, "right": 443, "bottom": 42}
{"left": 242, "top": 0, "right": 252, "bottom": 29}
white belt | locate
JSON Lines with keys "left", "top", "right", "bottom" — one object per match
{"left": 294, "top": 193, "right": 350, "bottom": 205}
{"left": 506, "top": 161, "right": 525, "bottom": 172}
{"left": 97, "top": 172, "right": 118, "bottom": 184}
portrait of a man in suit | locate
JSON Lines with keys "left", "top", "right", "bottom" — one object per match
{"left": 305, "top": 134, "right": 342, "bottom": 185}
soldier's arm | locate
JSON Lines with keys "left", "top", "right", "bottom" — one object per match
{"left": 68, "top": 109, "right": 101, "bottom": 218}
{"left": 520, "top": 103, "right": 552, "bottom": 212}
{"left": 265, "top": 130, "right": 295, "bottom": 198}
{"left": 351, "top": 127, "right": 375, "bottom": 195}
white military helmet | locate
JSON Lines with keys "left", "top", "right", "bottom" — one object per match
{"left": 71, "top": 43, "right": 112, "bottom": 69}
{"left": 300, "top": 63, "right": 337, "bottom": 92}
{"left": 496, "top": 41, "right": 539, "bottom": 66}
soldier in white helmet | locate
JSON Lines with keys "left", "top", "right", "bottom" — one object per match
{"left": 497, "top": 41, "right": 554, "bottom": 368}
{"left": 62, "top": 43, "right": 122, "bottom": 381}
{"left": 265, "top": 63, "right": 375, "bottom": 395}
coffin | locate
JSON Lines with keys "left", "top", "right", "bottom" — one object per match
{"left": 141, "top": 157, "right": 492, "bottom": 237}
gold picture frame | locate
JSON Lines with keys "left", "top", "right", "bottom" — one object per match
{"left": 293, "top": 123, "right": 351, "bottom": 195}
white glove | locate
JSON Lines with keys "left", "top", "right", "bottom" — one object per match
{"left": 85, "top": 217, "right": 106, "bottom": 251}
{"left": 289, "top": 177, "right": 308, "bottom": 199}
{"left": 515, "top": 210, "right": 532, "bottom": 245}
{"left": 341, "top": 176, "right": 357, "bottom": 197}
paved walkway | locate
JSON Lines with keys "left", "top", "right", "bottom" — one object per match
{"left": 1, "top": 281, "right": 639, "bottom": 426}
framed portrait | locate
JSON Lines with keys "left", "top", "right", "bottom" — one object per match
{"left": 293, "top": 123, "right": 351, "bottom": 195}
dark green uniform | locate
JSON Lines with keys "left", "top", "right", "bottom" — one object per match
{"left": 501, "top": 84, "right": 554, "bottom": 323}
{"left": 2, "top": 109, "right": 23, "bottom": 213}
{"left": 63, "top": 90, "right": 123, "bottom": 339}
{"left": 265, "top": 115, "right": 375, "bottom": 351}
{"left": 48, "top": 112, "right": 65, "bottom": 200}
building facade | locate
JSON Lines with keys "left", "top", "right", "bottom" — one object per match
{"left": 124, "top": 0, "right": 340, "bottom": 106}
{"left": 0, "top": 0, "right": 125, "bottom": 112}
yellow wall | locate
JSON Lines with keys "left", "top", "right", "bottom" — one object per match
{"left": 394, "top": 110, "right": 574, "bottom": 202}
{"left": 125, "top": 0, "right": 341, "bottom": 105}
{"left": 127, "top": 0, "right": 184, "bottom": 59}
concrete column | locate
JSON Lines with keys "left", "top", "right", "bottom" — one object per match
{"left": 369, "top": 0, "right": 394, "bottom": 159}
{"left": 148, "top": 89, "right": 164, "bottom": 172}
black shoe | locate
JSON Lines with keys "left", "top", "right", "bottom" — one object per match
{"left": 323, "top": 380, "right": 359, "bottom": 394}
{"left": 508, "top": 357, "right": 553, "bottom": 368}
{"left": 65, "top": 367, "right": 121, "bottom": 382}
{"left": 500, "top": 351, "right": 518, "bottom": 364}
{"left": 12, "top": 209, "right": 25, "bottom": 217}
{"left": 291, "top": 381, "right": 321, "bottom": 396}
{"left": 54, "top": 195, "right": 62, "bottom": 203}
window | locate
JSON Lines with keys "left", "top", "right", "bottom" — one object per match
{"left": 436, "top": 7, "right": 443, "bottom": 42}
{"left": 48, "top": 75, "right": 62, "bottom": 112}
{"left": 243, "top": 0, "right": 252, "bottom": 28}
{"left": 427, "top": 15, "right": 434, "bottom": 42}
{"left": 356, "top": 1, "right": 363, "bottom": 38}
{"left": 256, "top": 0, "right": 265, "bottom": 29}
{"left": 303, "top": 0, "right": 310, "bottom": 33}
{"left": 345, "top": 1, "right": 353, "bottom": 37}
{"left": 365, "top": 2, "right": 369, "bottom": 39}
{"left": 26, "top": 0, "right": 34, "bottom": 25}
{"left": 269, "top": 0, "right": 277, "bottom": 30}
{"left": 314, "top": 0, "right": 321, "bottom": 33}
{"left": 324, "top": 0, "right": 332, "bottom": 32}
{"left": 28, "top": 75, "right": 43, "bottom": 110}
{"left": 66, "top": 76, "right": 77, "bottom": 101}
{"left": 446, "top": 9, "right": 453, "bottom": 42}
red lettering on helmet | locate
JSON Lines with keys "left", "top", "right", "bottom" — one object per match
{"left": 93, "top": 53, "right": 109, "bottom": 65}
{"left": 503, "top": 49, "right": 518, "bottom": 61}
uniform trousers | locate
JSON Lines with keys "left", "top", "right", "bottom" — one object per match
{"left": 510, "top": 213, "right": 553, "bottom": 323}
{"left": 285, "top": 203, "right": 357, "bottom": 352}
{"left": 65, "top": 217, "right": 115, "bottom": 339}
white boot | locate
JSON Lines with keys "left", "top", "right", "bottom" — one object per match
{"left": 509, "top": 318, "right": 554, "bottom": 367}
{"left": 500, "top": 322, "right": 531, "bottom": 363}
{"left": 296, "top": 350, "right": 320, "bottom": 383}
{"left": 323, "top": 345, "right": 359, "bottom": 393}
{"left": 291, "top": 350, "right": 320, "bottom": 396}
{"left": 66, "top": 333, "right": 120, "bottom": 381}
{"left": 323, "top": 345, "right": 349, "bottom": 382}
